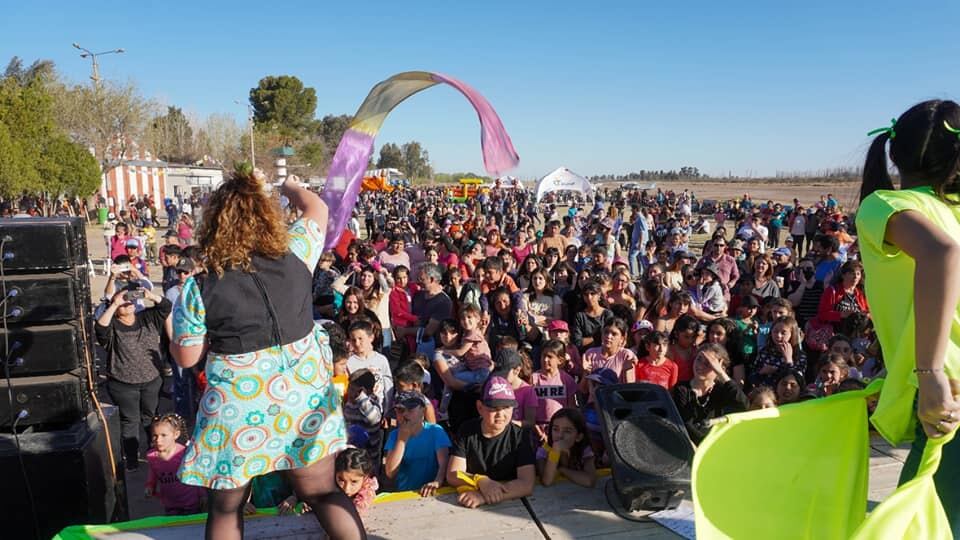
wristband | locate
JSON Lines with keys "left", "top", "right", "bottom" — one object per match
{"left": 914, "top": 368, "right": 943, "bottom": 375}
{"left": 542, "top": 444, "right": 561, "bottom": 464}
{"left": 455, "top": 471, "right": 487, "bottom": 488}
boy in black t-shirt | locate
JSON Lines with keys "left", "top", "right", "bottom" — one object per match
{"left": 446, "top": 376, "right": 535, "bottom": 508}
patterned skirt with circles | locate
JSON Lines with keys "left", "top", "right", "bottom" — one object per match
{"left": 178, "top": 324, "right": 346, "bottom": 490}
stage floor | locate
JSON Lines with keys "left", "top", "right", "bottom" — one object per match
{"left": 84, "top": 435, "right": 908, "bottom": 540}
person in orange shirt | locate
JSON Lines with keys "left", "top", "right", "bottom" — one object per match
{"left": 480, "top": 257, "right": 520, "bottom": 295}
{"left": 825, "top": 221, "right": 855, "bottom": 250}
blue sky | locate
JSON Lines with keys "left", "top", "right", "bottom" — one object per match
{"left": 4, "top": 1, "right": 960, "bottom": 179}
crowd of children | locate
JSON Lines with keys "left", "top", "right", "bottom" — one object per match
{"left": 129, "top": 185, "right": 884, "bottom": 523}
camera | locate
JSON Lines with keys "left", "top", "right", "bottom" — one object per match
{"left": 124, "top": 288, "right": 145, "bottom": 301}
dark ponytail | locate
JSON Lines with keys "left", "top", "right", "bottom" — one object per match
{"left": 860, "top": 133, "right": 894, "bottom": 202}
{"left": 861, "top": 100, "right": 960, "bottom": 204}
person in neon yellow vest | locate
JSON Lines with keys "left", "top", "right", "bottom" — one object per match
{"left": 857, "top": 99, "right": 960, "bottom": 535}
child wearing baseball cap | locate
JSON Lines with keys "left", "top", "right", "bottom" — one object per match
{"left": 383, "top": 391, "right": 451, "bottom": 495}
{"left": 445, "top": 376, "right": 535, "bottom": 509}
{"left": 491, "top": 349, "right": 538, "bottom": 433}
{"left": 547, "top": 319, "right": 582, "bottom": 379}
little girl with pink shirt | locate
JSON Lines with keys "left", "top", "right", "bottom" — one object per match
{"left": 145, "top": 414, "right": 203, "bottom": 515}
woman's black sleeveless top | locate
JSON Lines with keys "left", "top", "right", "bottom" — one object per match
{"left": 198, "top": 253, "right": 314, "bottom": 355}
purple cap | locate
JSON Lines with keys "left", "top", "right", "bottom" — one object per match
{"left": 482, "top": 376, "right": 517, "bottom": 408}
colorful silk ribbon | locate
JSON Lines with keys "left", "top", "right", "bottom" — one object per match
{"left": 320, "top": 71, "right": 519, "bottom": 248}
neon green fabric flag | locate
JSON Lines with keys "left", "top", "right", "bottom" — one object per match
{"left": 693, "top": 383, "right": 876, "bottom": 540}
{"left": 852, "top": 430, "right": 955, "bottom": 539}
{"left": 695, "top": 379, "right": 954, "bottom": 539}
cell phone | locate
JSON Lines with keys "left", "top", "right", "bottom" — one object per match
{"left": 114, "top": 263, "right": 131, "bottom": 273}
{"left": 124, "top": 288, "right": 145, "bottom": 301}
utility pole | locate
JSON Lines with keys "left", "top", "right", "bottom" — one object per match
{"left": 72, "top": 43, "right": 124, "bottom": 89}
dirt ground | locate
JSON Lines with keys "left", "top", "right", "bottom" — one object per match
{"left": 629, "top": 180, "right": 863, "bottom": 210}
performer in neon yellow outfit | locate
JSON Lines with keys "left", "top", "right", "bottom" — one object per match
{"left": 857, "top": 100, "right": 960, "bottom": 536}
{"left": 692, "top": 101, "right": 960, "bottom": 539}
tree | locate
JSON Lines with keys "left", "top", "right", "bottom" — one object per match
{"left": 316, "top": 114, "right": 352, "bottom": 165}
{"left": 145, "top": 106, "right": 195, "bottom": 163}
{"left": 402, "top": 141, "right": 432, "bottom": 180}
{"left": 0, "top": 66, "right": 102, "bottom": 198}
{"left": 4, "top": 56, "right": 54, "bottom": 86}
{"left": 0, "top": 76, "right": 51, "bottom": 195}
{"left": 376, "top": 143, "right": 403, "bottom": 169}
{"left": 249, "top": 75, "right": 317, "bottom": 144}
{"left": 295, "top": 138, "right": 326, "bottom": 177}
{"left": 50, "top": 79, "right": 154, "bottom": 165}
{"left": 0, "top": 121, "right": 33, "bottom": 196}
{"left": 38, "top": 134, "right": 102, "bottom": 196}
{"left": 195, "top": 112, "right": 244, "bottom": 166}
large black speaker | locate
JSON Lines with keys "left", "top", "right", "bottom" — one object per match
{"left": 0, "top": 217, "right": 93, "bottom": 430}
{"left": 0, "top": 370, "right": 90, "bottom": 428}
{"left": 0, "top": 406, "right": 127, "bottom": 540}
{"left": 1, "top": 272, "right": 91, "bottom": 324}
{"left": 1, "top": 322, "right": 85, "bottom": 376}
{"left": 0, "top": 217, "right": 88, "bottom": 272}
{"left": 595, "top": 383, "right": 694, "bottom": 512}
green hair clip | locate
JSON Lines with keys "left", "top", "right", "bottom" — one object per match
{"left": 944, "top": 120, "right": 960, "bottom": 138}
{"left": 867, "top": 118, "right": 897, "bottom": 139}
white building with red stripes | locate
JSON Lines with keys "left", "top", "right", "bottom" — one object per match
{"left": 100, "top": 150, "right": 168, "bottom": 213}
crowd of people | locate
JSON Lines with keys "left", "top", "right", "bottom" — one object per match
{"left": 87, "top": 161, "right": 885, "bottom": 532}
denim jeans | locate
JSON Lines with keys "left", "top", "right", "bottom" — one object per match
{"left": 170, "top": 359, "right": 198, "bottom": 429}
{"left": 628, "top": 248, "right": 642, "bottom": 277}
{"left": 452, "top": 365, "right": 492, "bottom": 387}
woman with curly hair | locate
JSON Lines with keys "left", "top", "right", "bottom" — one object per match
{"left": 171, "top": 168, "right": 366, "bottom": 539}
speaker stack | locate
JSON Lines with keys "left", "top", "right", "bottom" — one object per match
{"left": 0, "top": 217, "right": 127, "bottom": 539}
{"left": 595, "top": 383, "right": 695, "bottom": 512}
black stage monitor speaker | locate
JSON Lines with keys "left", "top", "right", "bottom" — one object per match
{"left": 0, "top": 406, "right": 127, "bottom": 540}
{"left": 595, "top": 383, "right": 694, "bottom": 512}
{"left": 0, "top": 217, "right": 88, "bottom": 272}
{"left": 0, "top": 370, "right": 89, "bottom": 428}
{"left": 1, "top": 322, "right": 86, "bottom": 377}
{"left": 0, "top": 272, "right": 91, "bottom": 324}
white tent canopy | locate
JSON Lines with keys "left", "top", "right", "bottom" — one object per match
{"left": 534, "top": 167, "right": 594, "bottom": 201}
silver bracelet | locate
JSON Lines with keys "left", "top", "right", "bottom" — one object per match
{"left": 913, "top": 368, "right": 943, "bottom": 375}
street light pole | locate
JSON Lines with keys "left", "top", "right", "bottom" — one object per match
{"left": 235, "top": 100, "right": 255, "bottom": 166}
{"left": 72, "top": 43, "right": 124, "bottom": 89}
